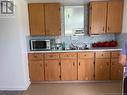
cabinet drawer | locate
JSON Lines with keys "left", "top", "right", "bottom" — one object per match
{"left": 95, "top": 52, "right": 110, "bottom": 58}
{"left": 60, "top": 53, "right": 77, "bottom": 59}
{"left": 28, "top": 53, "right": 43, "bottom": 61}
{"left": 45, "top": 53, "right": 59, "bottom": 60}
{"left": 111, "top": 51, "right": 120, "bottom": 58}
{"left": 78, "top": 52, "right": 94, "bottom": 59}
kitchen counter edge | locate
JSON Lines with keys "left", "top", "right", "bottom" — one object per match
{"left": 28, "top": 48, "right": 122, "bottom": 53}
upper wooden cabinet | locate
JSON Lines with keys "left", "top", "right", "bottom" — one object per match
{"left": 89, "top": 2, "right": 107, "bottom": 34}
{"left": 28, "top": 4, "right": 45, "bottom": 36}
{"left": 107, "top": 1, "right": 123, "bottom": 33}
{"left": 89, "top": 1, "right": 123, "bottom": 35}
{"left": 28, "top": 3, "right": 61, "bottom": 36}
{"left": 45, "top": 3, "right": 61, "bottom": 36}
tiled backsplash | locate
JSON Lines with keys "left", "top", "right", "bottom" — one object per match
{"left": 115, "top": 33, "right": 127, "bottom": 48}
{"left": 29, "top": 34, "right": 116, "bottom": 50}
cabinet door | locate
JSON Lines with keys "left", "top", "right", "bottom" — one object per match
{"left": 89, "top": 2, "right": 107, "bottom": 34}
{"left": 78, "top": 59, "right": 94, "bottom": 80}
{"left": 61, "top": 60, "right": 77, "bottom": 80}
{"left": 28, "top": 4, "right": 45, "bottom": 36}
{"left": 107, "top": 1, "right": 123, "bottom": 33}
{"left": 45, "top": 60, "right": 61, "bottom": 80}
{"left": 111, "top": 59, "right": 123, "bottom": 80}
{"left": 29, "top": 61, "right": 44, "bottom": 81}
{"left": 45, "top": 3, "right": 61, "bottom": 36}
{"left": 95, "top": 59, "right": 110, "bottom": 80}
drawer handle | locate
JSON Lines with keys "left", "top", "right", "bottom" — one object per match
{"left": 73, "top": 62, "right": 75, "bottom": 66}
{"left": 101, "top": 54, "right": 103, "bottom": 56}
{"left": 34, "top": 55, "right": 37, "bottom": 58}
{"left": 84, "top": 54, "right": 86, "bottom": 56}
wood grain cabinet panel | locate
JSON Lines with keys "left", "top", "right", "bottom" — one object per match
{"left": 89, "top": 2, "right": 107, "bottom": 34}
{"left": 60, "top": 53, "right": 77, "bottom": 59}
{"left": 111, "top": 51, "right": 120, "bottom": 58}
{"left": 45, "top": 3, "right": 61, "bottom": 36}
{"left": 61, "top": 60, "right": 77, "bottom": 80}
{"left": 28, "top": 3, "right": 61, "bottom": 36}
{"left": 111, "top": 59, "right": 123, "bottom": 80}
{"left": 78, "top": 52, "right": 94, "bottom": 59}
{"left": 28, "top": 4, "right": 45, "bottom": 36}
{"left": 95, "top": 52, "right": 110, "bottom": 58}
{"left": 78, "top": 59, "right": 94, "bottom": 80}
{"left": 28, "top": 53, "right": 44, "bottom": 81}
{"left": 95, "top": 59, "right": 110, "bottom": 80}
{"left": 107, "top": 1, "right": 123, "bottom": 33}
{"left": 89, "top": 1, "right": 123, "bottom": 34}
{"left": 45, "top": 53, "right": 59, "bottom": 60}
{"left": 45, "top": 60, "right": 61, "bottom": 80}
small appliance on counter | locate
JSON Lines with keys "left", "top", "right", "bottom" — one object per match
{"left": 30, "top": 39, "right": 51, "bottom": 51}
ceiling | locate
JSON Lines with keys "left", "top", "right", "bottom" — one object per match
{"left": 28, "top": 0, "right": 106, "bottom": 4}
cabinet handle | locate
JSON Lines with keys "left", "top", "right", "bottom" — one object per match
{"left": 73, "top": 62, "right": 75, "bottom": 66}
{"left": 101, "top": 54, "right": 103, "bottom": 56}
{"left": 59, "top": 62, "right": 61, "bottom": 66}
{"left": 34, "top": 55, "right": 37, "bottom": 58}
{"left": 79, "top": 62, "right": 80, "bottom": 66}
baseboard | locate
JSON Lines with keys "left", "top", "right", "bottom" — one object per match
{"left": 0, "top": 81, "right": 31, "bottom": 91}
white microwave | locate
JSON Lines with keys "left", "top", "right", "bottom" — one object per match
{"left": 30, "top": 40, "right": 51, "bottom": 51}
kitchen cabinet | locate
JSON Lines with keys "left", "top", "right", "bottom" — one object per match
{"left": 28, "top": 50, "right": 123, "bottom": 82}
{"left": 28, "top": 4, "right": 45, "bottom": 36}
{"left": 28, "top": 53, "right": 44, "bottom": 81}
{"left": 44, "top": 53, "right": 61, "bottom": 80}
{"left": 28, "top": 3, "right": 61, "bottom": 36}
{"left": 78, "top": 52, "right": 94, "bottom": 80}
{"left": 95, "top": 59, "right": 110, "bottom": 80}
{"left": 89, "top": 2, "right": 107, "bottom": 35}
{"left": 45, "top": 3, "right": 61, "bottom": 36}
{"left": 60, "top": 53, "right": 77, "bottom": 80}
{"left": 89, "top": 1, "right": 123, "bottom": 35}
{"left": 95, "top": 52, "right": 110, "bottom": 80}
{"left": 107, "top": 1, "right": 123, "bottom": 33}
{"left": 111, "top": 51, "right": 123, "bottom": 80}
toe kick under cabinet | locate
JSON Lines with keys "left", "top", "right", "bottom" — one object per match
{"left": 28, "top": 51, "right": 123, "bottom": 82}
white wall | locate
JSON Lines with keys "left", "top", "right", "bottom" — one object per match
{"left": 0, "top": 0, "right": 30, "bottom": 90}
{"left": 122, "top": 0, "right": 127, "bottom": 33}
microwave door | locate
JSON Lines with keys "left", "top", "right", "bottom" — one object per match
{"left": 32, "top": 41, "right": 46, "bottom": 50}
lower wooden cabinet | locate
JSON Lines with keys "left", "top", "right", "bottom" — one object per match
{"left": 95, "top": 59, "right": 110, "bottom": 80}
{"left": 44, "top": 60, "right": 61, "bottom": 80}
{"left": 78, "top": 59, "right": 94, "bottom": 80}
{"left": 28, "top": 51, "right": 123, "bottom": 81}
{"left": 111, "top": 59, "right": 123, "bottom": 80}
{"left": 61, "top": 60, "right": 77, "bottom": 80}
{"left": 28, "top": 53, "right": 44, "bottom": 81}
